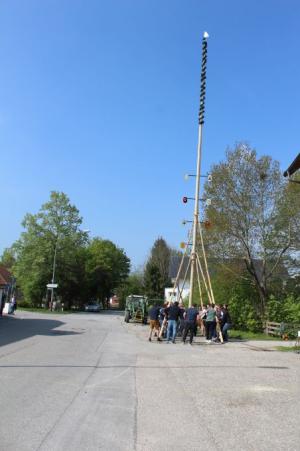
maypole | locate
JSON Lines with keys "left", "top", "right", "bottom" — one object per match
{"left": 188, "top": 31, "right": 209, "bottom": 307}
{"left": 171, "top": 31, "right": 214, "bottom": 309}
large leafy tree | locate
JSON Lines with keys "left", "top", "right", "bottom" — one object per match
{"left": 85, "top": 238, "right": 130, "bottom": 307}
{"left": 13, "top": 191, "right": 88, "bottom": 306}
{"left": 204, "top": 143, "right": 300, "bottom": 315}
{"left": 116, "top": 272, "right": 144, "bottom": 308}
{"left": 0, "top": 247, "right": 17, "bottom": 271}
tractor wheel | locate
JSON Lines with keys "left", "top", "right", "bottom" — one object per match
{"left": 124, "top": 311, "right": 130, "bottom": 323}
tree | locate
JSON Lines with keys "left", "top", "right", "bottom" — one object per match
{"left": 116, "top": 272, "right": 144, "bottom": 309}
{"left": 144, "top": 261, "right": 163, "bottom": 299}
{"left": 143, "top": 237, "right": 172, "bottom": 299}
{"left": 0, "top": 247, "right": 16, "bottom": 270}
{"left": 13, "top": 191, "right": 88, "bottom": 306}
{"left": 204, "top": 143, "right": 300, "bottom": 315}
{"left": 85, "top": 238, "right": 130, "bottom": 307}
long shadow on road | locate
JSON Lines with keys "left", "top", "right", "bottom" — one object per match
{"left": 0, "top": 316, "right": 81, "bottom": 348}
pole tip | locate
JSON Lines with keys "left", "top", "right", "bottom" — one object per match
{"left": 203, "top": 31, "right": 209, "bottom": 39}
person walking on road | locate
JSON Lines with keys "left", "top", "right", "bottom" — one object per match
{"left": 182, "top": 304, "right": 199, "bottom": 345}
{"left": 148, "top": 304, "right": 161, "bottom": 342}
{"left": 177, "top": 302, "right": 186, "bottom": 337}
{"left": 11, "top": 295, "right": 17, "bottom": 314}
{"left": 165, "top": 301, "right": 182, "bottom": 344}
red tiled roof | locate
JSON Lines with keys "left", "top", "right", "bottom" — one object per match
{"left": 0, "top": 266, "right": 12, "bottom": 286}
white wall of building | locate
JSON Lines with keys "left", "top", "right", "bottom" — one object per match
{"left": 164, "top": 280, "right": 190, "bottom": 303}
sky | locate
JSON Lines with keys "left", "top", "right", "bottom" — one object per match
{"left": 1, "top": 0, "right": 300, "bottom": 270}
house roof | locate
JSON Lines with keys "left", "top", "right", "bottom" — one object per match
{"left": 283, "top": 153, "right": 300, "bottom": 177}
{"left": 169, "top": 255, "right": 191, "bottom": 280}
{"left": 0, "top": 266, "right": 12, "bottom": 286}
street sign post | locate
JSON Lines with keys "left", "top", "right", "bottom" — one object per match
{"left": 47, "top": 283, "right": 58, "bottom": 289}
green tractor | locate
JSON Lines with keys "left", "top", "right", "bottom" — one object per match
{"left": 124, "top": 295, "right": 148, "bottom": 324}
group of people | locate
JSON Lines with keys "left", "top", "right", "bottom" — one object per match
{"left": 148, "top": 301, "right": 231, "bottom": 345}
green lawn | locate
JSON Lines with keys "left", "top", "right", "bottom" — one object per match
{"left": 229, "top": 329, "right": 280, "bottom": 341}
{"left": 18, "top": 307, "right": 72, "bottom": 315}
{"left": 275, "top": 345, "right": 300, "bottom": 352}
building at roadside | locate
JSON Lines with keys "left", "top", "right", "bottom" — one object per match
{"left": 283, "top": 153, "right": 300, "bottom": 178}
{"left": 0, "top": 266, "right": 13, "bottom": 314}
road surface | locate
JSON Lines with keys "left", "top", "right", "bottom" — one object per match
{"left": 0, "top": 311, "right": 299, "bottom": 451}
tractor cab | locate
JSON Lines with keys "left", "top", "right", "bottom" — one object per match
{"left": 124, "top": 295, "right": 148, "bottom": 324}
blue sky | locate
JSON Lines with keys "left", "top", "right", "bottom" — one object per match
{"left": 1, "top": 0, "right": 300, "bottom": 270}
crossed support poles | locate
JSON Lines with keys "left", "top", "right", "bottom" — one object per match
{"left": 170, "top": 227, "right": 223, "bottom": 342}
{"left": 172, "top": 223, "right": 214, "bottom": 310}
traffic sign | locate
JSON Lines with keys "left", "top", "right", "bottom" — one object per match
{"left": 47, "top": 283, "right": 58, "bottom": 289}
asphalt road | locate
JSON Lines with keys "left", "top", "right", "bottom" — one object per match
{"left": 0, "top": 311, "right": 299, "bottom": 451}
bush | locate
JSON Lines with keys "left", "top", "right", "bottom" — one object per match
{"left": 228, "top": 294, "right": 262, "bottom": 332}
{"left": 267, "top": 295, "right": 300, "bottom": 323}
{"left": 17, "top": 299, "right": 33, "bottom": 308}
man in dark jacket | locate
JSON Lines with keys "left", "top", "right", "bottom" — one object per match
{"left": 182, "top": 304, "right": 199, "bottom": 345}
{"left": 165, "top": 302, "right": 182, "bottom": 343}
{"left": 221, "top": 305, "right": 232, "bottom": 342}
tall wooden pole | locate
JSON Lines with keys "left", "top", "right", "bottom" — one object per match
{"left": 188, "top": 32, "right": 209, "bottom": 307}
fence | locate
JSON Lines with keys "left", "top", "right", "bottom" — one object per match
{"left": 265, "top": 321, "right": 300, "bottom": 338}
{"left": 264, "top": 321, "right": 282, "bottom": 336}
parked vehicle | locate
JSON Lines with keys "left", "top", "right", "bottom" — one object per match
{"left": 124, "top": 295, "right": 148, "bottom": 324}
{"left": 84, "top": 302, "right": 102, "bottom": 312}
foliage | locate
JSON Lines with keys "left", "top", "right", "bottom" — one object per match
{"left": 85, "top": 238, "right": 130, "bottom": 306}
{"left": 13, "top": 191, "right": 88, "bottom": 307}
{"left": 267, "top": 295, "right": 300, "bottom": 324}
{"left": 208, "top": 259, "right": 262, "bottom": 331}
{"left": 228, "top": 294, "right": 263, "bottom": 332}
{"left": 229, "top": 330, "right": 279, "bottom": 340}
{"left": 143, "top": 237, "right": 171, "bottom": 298}
{"left": 10, "top": 192, "right": 130, "bottom": 309}
{"left": 0, "top": 247, "right": 16, "bottom": 270}
{"left": 144, "top": 261, "right": 163, "bottom": 299}
{"left": 275, "top": 346, "right": 300, "bottom": 352}
{"left": 116, "top": 272, "right": 144, "bottom": 309}
{"left": 204, "top": 143, "right": 300, "bottom": 315}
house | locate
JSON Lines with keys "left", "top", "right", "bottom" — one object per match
{"left": 0, "top": 266, "right": 13, "bottom": 314}
{"left": 283, "top": 153, "right": 300, "bottom": 177}
{"left": 164, "top": 256, "right": 191, "bottom": 302}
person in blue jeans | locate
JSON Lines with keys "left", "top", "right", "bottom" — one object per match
{"left": 165, "top": 301, "right": 182, "bottom": 343}
{"left": 221, "top": 304, "right": 232, "bottom": 342}
{"left": 205, "top": 304, "right": 216, "bottom": 342}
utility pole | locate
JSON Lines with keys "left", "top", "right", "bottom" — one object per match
{"left": 50, "top": 238, "right": 58, "bottom": 309}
